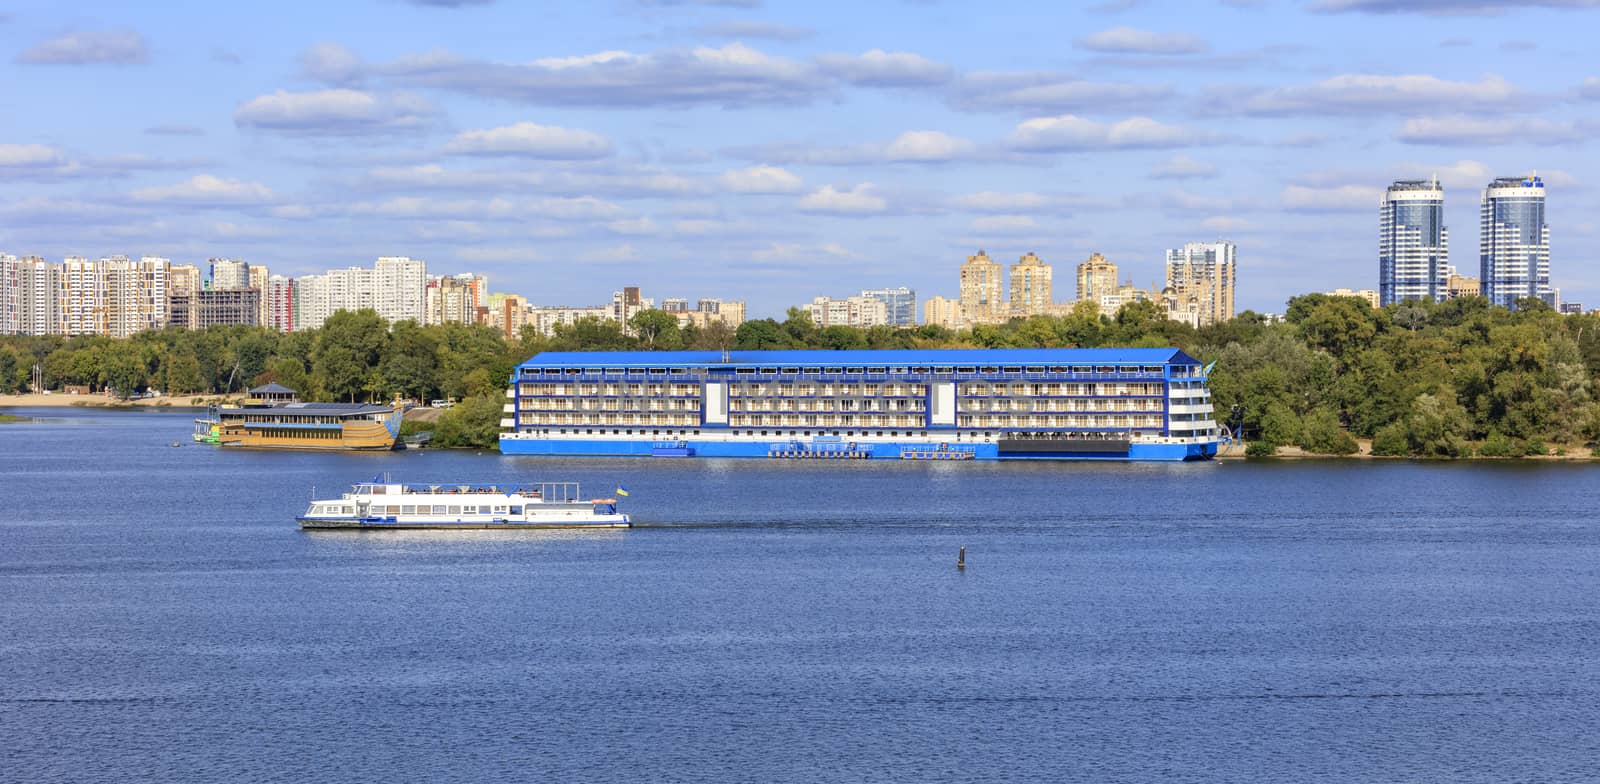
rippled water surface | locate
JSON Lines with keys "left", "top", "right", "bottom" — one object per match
{"left": 4, "top": 408, "right": 1600, "bottom": 783}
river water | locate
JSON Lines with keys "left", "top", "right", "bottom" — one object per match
{"left": 3, "top": 408, "right": 1599, "bottom": 782}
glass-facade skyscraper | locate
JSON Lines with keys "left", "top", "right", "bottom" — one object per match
{"left": 1378, "top": 178, "right": 1448, "bottom": 307}
{"left": 859, "top": 286, "right": 917, "bottom": 327}
{"left": 1480, "top": 175, "right": 1552, "bottom": 309}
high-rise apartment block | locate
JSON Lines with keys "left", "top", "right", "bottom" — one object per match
{"left": 958, "top": 250, "right": 1005, "bottom": 323}
{"left": 1165, "top": 241, "right": 1236, "bottom": 328}
{"left": 1009, "top": 253, "right": 1053, "bottom": 318}
{"left": 425, "top": 273, "right": 489, "bottom": 326}
{"left": 1076, "top": 253, "right": 1118, "bottom": 305}
{"left": 1480, "top": 175, "right": 1552, "bottom": 308}
{"left": 1445, "top": 273, "right": 1481, "bottom": 300}
{"left": 1379, "top": 178, "right": 1449, "bottom": 306}
{"left": 169, "top": 265, "right": 202, "bottom": 299}
{"left": 0, "top": 255, "right": 18, "bottom": 335}
{"left": 210, "top": 258, "right": 250, "bottom": 290}
{"left": 922, "top": 296, "right": 964, "bottom": 329}
{"left": 265, "top": 276, "right": 297, "bottom": 332}
{"left": 374, "top": 256, "right": 427, "bottom": 323}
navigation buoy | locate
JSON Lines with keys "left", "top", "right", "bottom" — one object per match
{"left": 957, "top": 546, "right": 966, "bottom": 570}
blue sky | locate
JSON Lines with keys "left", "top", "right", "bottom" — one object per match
{"left": 2, "top": 0, "right": 1598, "bottom": 317}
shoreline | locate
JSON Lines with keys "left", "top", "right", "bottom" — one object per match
{"left": 1218, "top": 440, "right": 1599, "bottom": 462}
{"left": 0, "top": 392, "right": 241, "bottom": 410}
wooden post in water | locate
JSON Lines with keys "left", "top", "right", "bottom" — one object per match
{"left": 957, "top": 546, "right": 966, "bottom": 570}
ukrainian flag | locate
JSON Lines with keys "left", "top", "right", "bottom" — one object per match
{"left": 616, "top": 485, "right": 630, "bottom": 497}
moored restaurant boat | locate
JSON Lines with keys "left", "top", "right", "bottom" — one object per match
{"left": 297, "top": 479, "right": 630, "bottom": 530}
{"left": 193, "top": 383, "right": 402, "bottom": 451}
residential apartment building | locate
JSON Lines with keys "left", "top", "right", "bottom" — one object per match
{"left": 18, "top": 257, "right": 60, "bottom": 336}
{"left": 1379, "top": 178, "right": 1449, "bottom": 306}
{"left": 1480, "top": 175, "right": 1553, "bottom": 308}
{"left": 676, "top": 299, "right": 746, "bottom": 330}
{"left": 1009, "top": 253, "right": 1053, "bottom": 317}
{"left": 1325, "top": 288, "right": 1381, "bottom": 308}
{"left": 530, "top": 305, "right": 612, "bottom": 336}
{"left": 172, "top": 288, "right": 260, "bottom": 329}
{"left": 1076, "top": 253, "right": 1118, "bottom": 304}
{"left": 0, "top": 255, "right": 18, "bottom": 335}
{"left": 808, "top": 295, "right": 889, "bottom": 328}
{"left": 958, "top": 250, "right": 1006, "bottom": 323}
{"left": 425, "top": 273, "right": 489, "bottom": 326}
{"left": 210, "top": 258, "right": 250, "bottom": 290}
{"left": 374, "top": 256, "right": 427, "bottom": 323}
{"left": 1445, "top": 273, "right": 1481, "bottom": 300}
{"left": 923, "top": 295, "right": 965, "bottom": 329}
{"left": 169, "top": 264, "right": 202, "bottom": 299}
{"left": 265, "top": 276, "right": 296, "bottom": 332}
{"left": 1165, "top": 241, "right": 1236, "bottom": 327}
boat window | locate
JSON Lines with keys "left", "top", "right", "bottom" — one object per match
{"left": 510, "top": 506, "right": 523, "bottom": 515}
{"left": 1003, "top": 367, "right": 1022, "bottom": 373}
{"left": 402, "top": 506, "right": 416, "bottom": 514}
{"left": 494, "top": 506, "right": 508, "bottom": 514}
{"left": 463, "top": 506, "right": 476, "bottom": 514}
{"left": 448, "top": 506, "right": 461, "bottom": 515}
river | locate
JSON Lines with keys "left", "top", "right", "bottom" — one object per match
{"left": 3, "top": 408, "right": 1599, "bottom": 782}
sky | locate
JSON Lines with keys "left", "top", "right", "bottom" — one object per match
{"left": 2, "top": 0, "right": 1598, "bottom": 318}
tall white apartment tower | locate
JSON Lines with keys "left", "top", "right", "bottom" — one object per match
{"left": 1480, "top": 174, "right": 1552, "bottom": 309}
{"left": 1164, "top": 241, "right": 1236, "bottom": 327}
{"left": 18, "top": 257, "right": 62, "bottom": 336}
{"left": 374, "top": 256, "right": 426, "bottom": 323}
{"left": 0, "top": 255, "right": 18, "bottom": 335}
{"left": 1379, "top": 178, "right": 1449, "bottom": 306}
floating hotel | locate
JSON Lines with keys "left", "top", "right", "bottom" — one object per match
{"left": 499, "top": 349, "right": 1220, "bottom": 461}
{"left": 193, "top": 383, "right": 403, "bottom": 451}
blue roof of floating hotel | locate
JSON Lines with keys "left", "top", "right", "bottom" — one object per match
{"left": 517, "top": 348, "right": 1199, "bottom": 369}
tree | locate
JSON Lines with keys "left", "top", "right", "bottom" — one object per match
{"left": 381, "top": 320, "right": 440, "bottom": 401}
{"left": 629, "top": 309, "right": 683, "bottom": 350}
{"left": 431, "top": 394, "right": 503, "bottom": 448}
{"left": 164, "top": 352, "right": 205, "bottom": 394}
{"left": 313, "top": 309, "right": 390, "bottom": 402}
{"left": 734, "top": 319, "right": 786, "bottom": 350}
{"left": 102, "top": 352, "right": 146, "bottom": 399}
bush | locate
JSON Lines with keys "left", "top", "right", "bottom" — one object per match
{"left": 1370, "top": 423, "right": 1410, "bottom": 456}
{"left": 1477, "top": 431, "right": 1516, "bottom": 457}
{"left": 431, "top": 394, "right": 502, "bottom": 449}
{"left": 1245, "top": 441, "right": 1277, "bottom": 458}
{"left": 1522, "top": 438, "right": 1548, "bottom": 457}
{"left": 1299, "top": 407, "right": 1359, "bottom": 455}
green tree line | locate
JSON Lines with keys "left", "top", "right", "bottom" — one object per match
{"left": 4, "top": 295, "right": 1599, "bottom": 456}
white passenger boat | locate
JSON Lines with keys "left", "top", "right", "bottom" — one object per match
{"left": 297, "top": 480, "right": 629, "bottom": 530}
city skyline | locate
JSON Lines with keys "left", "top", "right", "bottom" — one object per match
{"left": 2, "top": 2, "right": 1599, "bottom": 315}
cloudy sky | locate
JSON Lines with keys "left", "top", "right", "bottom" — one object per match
{"left": 2, "top": 0, "right": 1597, "bottom": 316}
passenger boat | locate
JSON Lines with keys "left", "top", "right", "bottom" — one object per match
{"left": 297, "top": 480, "right": 630, "bottom": 530}
{"left": 194, "top": 383, "right": 402, "bottom": 451}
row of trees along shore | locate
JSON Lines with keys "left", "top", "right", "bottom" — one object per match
{"left": 3, "top": 295, "right": 1599, "bottom": 457}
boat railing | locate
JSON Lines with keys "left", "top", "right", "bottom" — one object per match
{"left": 351, "top": 481, "right": 583, "bottom": 500}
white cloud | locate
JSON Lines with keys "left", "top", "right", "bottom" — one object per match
{"left": 1313, "top": 0, "right": 1600, "bottom": 14}
{"left": 1009, "top": 115, "right": 1204, "bottom": 151}
{"left": 751, "top": 242, "right": 856, "bottom": 262}
{"left": 1282, "top": 184, "right": 1384, "bottom": 211}
{"left": 1201, "top": 216, "right": 1257, "bottom": 232}
{"left": 950, "top": 71, "right": 1171, "bottom": 113}
{"left": 131, "top": 175, "right": 276, "bottom": 205}
{"left": 798, "top": 183, "right": 888, "bottom": 214}
{"left": 385, "top": 43, "right": 824, "bottom": 107}
{"left": 1076, "top": 27, "right": 1208, "bottom": 54}
{"left": 457, "top": 246, "right": 543, "bottom": 264}
{"left": 883, "top": 130, "right": 977, "bottom": 161}
{"left": 1218, "top": 74, "right": 1520, "bottom": 116}
{"left": 606, "top": 217, "right": 662, "bottom": 236}
{"left": 814, "top": 49, "right": 951, "bottom": 87}
{"left": 1151, "top": 154, "right": 1217, "bottom": 179}
{"left": 953, "top": 191, "right": 1050, "bottom": 212}
{"left": 234, "top": 89, "right": 436, "bottom": 135}
{"left": 1582, "top": 77, "right": 1600, "bottom": 99}
{"left": 444, "top": 121, "right": 614, "bottom": 159}
{"left": 727, "top": 130, "right": 978, "bottom": 165}
{"left": 0, "top": 144, "right": 66, "bottom": 167}
{"left": 299, "top": 42, "right": 363, "bottom": 85}
{"left": 16, "top": 30, "right": 147, "bottom": 65}
{"left": 1396, "top": 115, "right": 1589, "bottom": 145}
{"left": 717, "top": 165, "right": 804, "bottom": 193}
{"left": 695, "top": 21, "right": 815, "bottom": 41}
{"left": 970, "top": 215, "right": 1039, "bottom": 233}
{"left": 582, "top": 244, "right": 639, "bottom": 263}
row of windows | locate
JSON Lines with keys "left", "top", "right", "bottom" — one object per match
{"left": 522, "top": 364, "right": 1185, "bottom": 378}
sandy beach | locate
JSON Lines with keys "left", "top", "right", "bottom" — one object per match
{"left": 0, "top": 392, "right": 242, "bottom": 409}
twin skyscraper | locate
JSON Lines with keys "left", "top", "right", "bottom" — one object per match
{"left": 1378, "top": 174, "right": 1553, "bottom": 309}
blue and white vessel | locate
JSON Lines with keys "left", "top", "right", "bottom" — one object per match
{"left": 499, "top": 348, "right": 1220, "bottom": 462}
{"left": 297, "top": 481, "right": 629, "bottom": 529}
